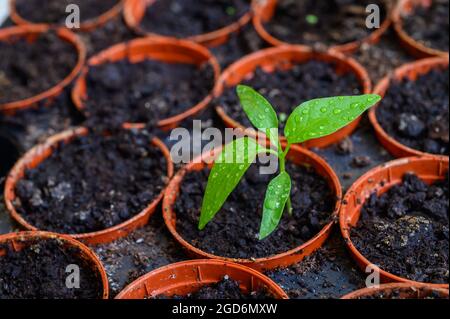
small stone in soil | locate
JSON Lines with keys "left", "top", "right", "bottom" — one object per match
{"left": 376, "top": 67, "right": 449, "bottom": 155}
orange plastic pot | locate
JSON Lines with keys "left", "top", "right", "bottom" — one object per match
{"left": 123, "top": 0, "right": 254, "bottom": 48}
{"left": 4, "top": 127, "right": 174, "bottom": 245}
{"left": 214, "top": 46, "right": 372, "bottom": 149}
{"left": 116, "top": 259, "right": 289, "bottom": 299}
{"left": 341, "top": 283, "right": 449, "bottom": 299}
{"left": 340, "top": 156, "right": 449, "bottom": 288}
{"left": 162, "top": 143, "right": 342, "bottom": 272}
{"left": 253, "top": 0, "right": 392, "bottom": 54}
{"left": 72, "top": 37, "right": 220, "bottom": 131}
{"left": 0, "top": 25, "right": 86, "bottom": 114}
{"left": 9, "top": 0, "right": 124, "bottom": 32}
{"left": 370, "top": 57, "right": 449, "bottom": 158}
{"left": 393, "top": 0, "right": 449, "bottom": 59}
{"left": 0, "top": 231, "right": 109, "bottom": 299}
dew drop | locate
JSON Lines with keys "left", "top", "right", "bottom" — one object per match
{"left": 333, "top": 108, "right": 342, "bottom": 115}
{"left": 302, "top": 109, "right": 309, "bottom": 115}
{"left": 351, "top": 102, "right": 360, "bottom": 109}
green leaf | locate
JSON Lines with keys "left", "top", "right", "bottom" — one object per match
{"left": 237, "top": 85, "right": 279, "bottom": 148}
{"left": 259, "top": 172, "right": 291, "bottom": 240}
{"left": 284, "top": 94, "right": 381, "bottom": 144}
{"left": 199, "top": 137, "right": 269, "bottom": 230}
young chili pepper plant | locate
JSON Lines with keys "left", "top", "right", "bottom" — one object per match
{"left": 199, "top": 85, "right": 381, "bottom": 239}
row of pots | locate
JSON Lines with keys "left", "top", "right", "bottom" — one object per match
{"left": 8, "top": 0, "right": 448, "bottom": 58}
{"left": 1, "top": 24, "right": 448, "bottom": 156}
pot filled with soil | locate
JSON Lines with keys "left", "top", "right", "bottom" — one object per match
{"left": 124, "top": 0, "right": 254, "bottom": 47}
{"left": 253, "top": 0, "right": 392, "bottom": 53}
{"left": 370, "top": 57, "right": 449, "bottom": 158}
{"left": 0, "top": 231, "right": 109, "bottom": 299}
{"left": 0, "top": 25, "right": 86, "bottom": 113}
{"left": 163, "top": 144, "right": 342, "bottom": 271}
{"left": 116, "top": 259, "right": 289, "bottom": 299}
{"left": 214, "top": 46, "right": 371, "bottom": 149}
{"left": 393, "top": 0, "right": 449, "bottom": 58}
{"left": 10, "top": 0, "right": 124, "bottom": 32}
{"left": 342, "top": 283, "right": 449, "bottom": 299}
{"left": 72, "top": 37, "right": 220, "bottom": 130}
{"left": 340, "top": 156, "right": 449, "bottom": 287}
{"left": 4, "top": 127, "right": 174, "bottom": 245}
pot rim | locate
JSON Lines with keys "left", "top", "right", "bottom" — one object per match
{"left": 0, "top": 230, "right": 109, "bottom": 299}
{"left": 341, "top": 282, "right": 450, "bottom": 299}
{"left": 369, "top": 56, "right": 450, "bottom": 158}
{"left": 4, "top": 126, "right": 174, "bottom": 245}
{"left": 0, "top": 25, "right": 86, "bottom": 113}
{"left": 115, "top": 259, "right": 289, "bottom": 299}
{"left": 339, "top": 155, "right": 449, "bottom": 288}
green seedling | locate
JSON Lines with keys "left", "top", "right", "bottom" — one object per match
{"left": 199, "top": 85, "right": 381, "bottom": 240}
{"left": 306, "top": 14, "right": 319, "bottom": 25}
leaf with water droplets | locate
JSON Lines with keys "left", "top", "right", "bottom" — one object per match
{"left": 284, "top": 95, "right": 381, "bottom": 144}
{"left": 237, "top": 85, "right": 279, "bottom": 148}
{"left": 199, "top": 137, "right": 270, "bottom": 230}
{"left": 259, "top": 172, "right": 291, "bottom": 240}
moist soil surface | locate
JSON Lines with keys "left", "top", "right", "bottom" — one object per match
{"left": 351, "top": 173, "right": 449, "bottom": 284}
{"left": 139, "top": 0, "right": 250, "bottom": 38}
{"left": 15, "top": 0, "right": 121, "bottom": 25}
{"left": 174, "top": 161, "right": 336, "bottom": 259}
{"left": 84, "top": 59, "right": 215, "bottom": 127}
{"left": 376, "top": 67, "right": 449, "bottom": 155}
{"left": 0, "top": 32, "right": 78, "bottom": 105}
{"left": 0, "top": 237, "right": 103, "bottom": 299}
{"left": 264, "top": 0, "right": 389, "bottom": 48}
{"left": 162, "top": 278, "right": 273, "bottom": 299}
{"left": 218, "top": 60, "right": 362, "bottom": 131}
{"left": 14, "top": 129, "right": 168, "bottom": 234}
{"left": 402, "top": 0, "right": 449, "bottom": 52}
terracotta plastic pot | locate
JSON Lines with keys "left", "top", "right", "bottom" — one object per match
{"left": 4, "top": 127, "right": 174, "bottom": 245}
{"left": 123, "top": 0, "right": 254, "bottom": 48}
{"left": 9, "top": 0, "right": 125, "bottom": 32}
{"left": 340, "top": 156, "right": 449, "bottom": 288}
{"left": 214, "top": 46, "right": 372, "bottom": 149}
{"left": 393, "top": 0, "right": 449, "bottom": 59}
{"left": 253, "top": 0, "right": 392, "bottom": 54}
{"left": 0, "top": 231, "right": 109, "bottom": 299}
{"left": 0, "top": 25, "right": 86, "bottom": 114}
{"left": 370, "top": 57, "right": 449, "bottom": 158}
{"left": 342, "top": 283, "right": 449, "bottom": 299}
{"left": 116, "top": 259, "right": 289, "bottom": 299}
{"left": 163, "top": 143, "right": 342, "bottom": 271}
{"left": 72, "top": 37, "right": 220, "bottom": 131}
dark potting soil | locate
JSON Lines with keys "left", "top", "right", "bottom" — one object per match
{"left": 0, "top": 238, "right": 103, "bottom": 299}
{"left": 264, "top": 0, "right": 389, "bottom": 48}
{"left": 162, "top": 277, "right": 273, "bottom": 299}
{"left": 84, "top": 59, "right": 215, "bottom": 127}
{"left": 0, "top": 90, "right": 82, "bottom": 152}
{"left": 14, "top": 129, "right": 168, "bottom": 234}
{"left": 210, "top": 24, "right": 267, "bottom": 69}
{"left": 15, "top": 0, "right": 121, "bottom": 25}
{"left": 218, "top": 61, "right": 362, "bottom": 131}
{"left": 79, "top": 16, "right": 137, "bottom": 57}
{"left": 402, "top": 0, "right": 449, "bottom": 52}
{"left": 174, "top": 161, "right": 336, "bottom": 259}
{"left": 376, "top": 67, "right": 449, "bottom": 155}
{"left": 0, "top": 32, "right": 78, "bottom": 105}
{"left": 139, "top": 0, "right": 250, "bottom": 38}
{"left": 351, "top": 173, "right": 449, "bottom": 284}
{"left": 352, "top": 30, "right": 413, "bottom": 84}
